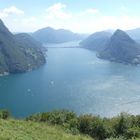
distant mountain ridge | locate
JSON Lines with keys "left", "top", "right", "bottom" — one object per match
{"left": 80, "top": 31, "right": 112, "bottom": 51}
{"left": 126, "top": 28, "right": 140, "bottom": 43}
{"left": 32, "top": 27, "right": 85, "bottom": 44}
{"left": 0, "top": 19, "right": 46, "bottom": 75}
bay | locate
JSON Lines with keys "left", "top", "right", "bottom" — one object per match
{"left": 0, "top": 42, "right": 140, "bottom": 118}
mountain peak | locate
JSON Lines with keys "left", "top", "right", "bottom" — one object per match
{"left": 99, "top": 29, "right": 140, "bottom": 65}
{"left": 113, "top": 29, "right": 129, "bottom": 36}
{"left": 0, "top": 19, "right": 12, "bottom": 35}
{"left": 42, "top": 27, "right": 54, "bottom": 31}
{"left": 0, "top": 19, "right": 46, "bottom": 74}
{"left": 115, "top": 29, "right": 124, "bottom": 33}
{"left": 32, "top": 26, "right": 82, "bottom": 43}
{"left": 111, "top": 29, "right": 135, "bottom": 43}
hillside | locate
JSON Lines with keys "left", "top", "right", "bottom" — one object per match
{"left": 0, "top": 119, "right": 92, "bottom": 140}
{"left": 80, "top": 31, "right": 112, "bottom": 52}
{"left": 32, "top": 27, "right": 84, "bottom": 43}
{"left": 98, "top": 29, "right": 140, "bottom": 65}
{"left": 0, "top": 19, "right": 46, "bottom": 75}
{"left": 15, "top": 33, "right": 43, "bottom": 49}
{"left": 0, "top": 110, "right": 140, "bottom": 140}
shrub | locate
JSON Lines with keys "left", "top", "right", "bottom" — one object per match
{"left": 134, "top": 115, "right": 140, "bottom": 127}
{"left": 78, "top": 115, "right": 109, "bottom": 140}
{"left": 69, "top": 118, "right": 79, "bottom": 129}
{"left": 0, "top": 110, "right": 10, "bottom": 119}
{"left": 25, "top": 110, "right": 140, "bottom": 140}
{"left": 89, "top": 118, "right": 108, "bottom": 140}
{"left": 125, "top": 127, "right": 140, "bottom": 139}
{"left": 78, "top": 115, "right": 94, "bottom": 134}
{"left": 26, "top": 113, "right": 41, "bottom": 121}
{"left": 113, "top": 113, "right": 132, "bottom": 136}
{"left": 27, "top": 110, "right": 77, "bottom": 125}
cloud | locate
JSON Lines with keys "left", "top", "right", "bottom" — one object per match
{"left": 22, "top": 17, "right": 37, "bottom": 23}
{"left": 0, "top": 6, "right": 24, "bottom": 18}
{"left": 80, "top": 8, "right": 99, "bottom": 15}
{"left": 44, "top": 3, "right": 71, "bottom": 20}
{"left": 1, "top": 3, "right": 140, "bottom": 33}
{"left": 9, "top": 17, "right": 41, "bottom": 32}
{"left": 3, "top": 6, "right": 24, "bottom": 15}
{"left": 98, "top": 15, "right": 140, "bottom": 30}
{"left": 86, "top": 8, "right": 99, "bottom": 14}
{"left": 79, "top": 15, "right": 140, "bottom": 33}
{"left": 46, "top": 3, "right": 66, "bottom": 11}
{"left": 0, "top": 12, "right": 7, "bottom": 18}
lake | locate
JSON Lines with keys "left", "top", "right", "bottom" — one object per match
{"left": 0, "top": 42, "right": 140, "bottom": 118}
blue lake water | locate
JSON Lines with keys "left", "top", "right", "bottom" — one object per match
{"left": 0, "top": 42, "right": 140, "bottom": 118}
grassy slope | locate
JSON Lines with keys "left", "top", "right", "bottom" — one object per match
{"left": 0, "top": 119, "right": 93, "bottom": 140}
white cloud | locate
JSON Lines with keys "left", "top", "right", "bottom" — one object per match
{"left": 76, "top": 15, "right": 140, "bottom": 33}
{"left": 46, "top": 3, "right": 66, "bottom": 11}
{"left": 1, "top": 3, "right": 140, "bottom": 33}
{"left": 99, "top": 15, "right": 140, "bottom": 30}
{"left": 44, "top": 3, "right": 71, "bottom": 20}
{"left": 22, "top": 17, "right": 37, "bottom": 24}
{"left": 86, "top": 8, "right": 99, "bottom": 14}
{"left": 3, "top": 6, "right": 24, "bottom": 15}
{"left": 0, "top": 12, "right": 7, "bottom": 18}
{"left": 80, "top": 8, "right": 99, "bottom": 15}
{"left": 0, "top": 6, "right": 24, "bottom": 18}
{"left": 9, "top": 17, "right": 41, "bottom": 32}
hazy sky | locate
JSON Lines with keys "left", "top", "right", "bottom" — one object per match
{"left": 0, "top": 0, "right": 140, "bottom": 33}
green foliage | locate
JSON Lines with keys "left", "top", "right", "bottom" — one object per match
{"left": 1, "top": 109, "right": 140, "bottom": 140}
{"left": 113, "top": 113, "right": 131, "bottom": 136}
{"left": 125, "top": 127, "right": 140, "bottom": 139}
{"left": 106, "top": 136, "right": 126, "bottom": 140}
{"left": 89, "top": 118, "right": 108, "bottom": 140}
{"left": 0, "top": 110, "right": 10, "bottom": 119}
{"left": 78, "top": 115, "right": 94, "bottom": 134}
{"left": 133, "top": 115, "right": 140, "bottom": 127}
{"left": 27, "top": 110, "right": 140, "bottom": 140}
{"left": 78, "top": 115, "right": 109, "bottom": 140}
{"left": 27, "top": 110, "right": 77, "bottom": 125}
{"left": 0, "top": 119, "right": 92, "bottom": 140}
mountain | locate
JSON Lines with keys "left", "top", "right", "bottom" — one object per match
{"left": 80, "top": 31, "right": 112, "bottom": 52}
{"left": 14, "top": 33, "right": 47, "bottom": 52}
{"left": 15, "top": 33, "right": 42, "bottom": 48}
{"left": 127, "top": 28, "right": 140, "bottom": 43}
{"left": 99, "top": 29, "right": 140, "bottom": 65}
{"left": 32, "top": 27, "right": 84, "bottom": 43}
{"left": 0, "top": 19, "right": 46, "bottom": 75}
